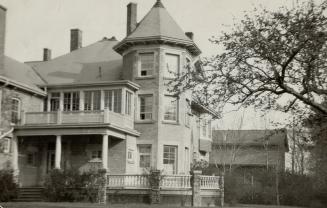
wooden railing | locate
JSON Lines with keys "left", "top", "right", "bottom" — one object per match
{"left": 161, "top": 175, "right": 191, "bottom": 189}
{"left": 107, "top": 174, "right": 149, "bottom": 189}
{"left": 200, "top": 175, "right": 221, "bottom": 189}
{"left": 21, "top": 109, "right": 134, "bottom": 129}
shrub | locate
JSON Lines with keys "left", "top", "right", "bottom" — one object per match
{"left": 0, "top": 169, "right": 17, "bottom": 202}
{"left": 43, "top": 168, "right": 106, "bottom": 202}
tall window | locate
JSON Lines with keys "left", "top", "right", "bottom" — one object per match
{"left": 165, "top": 54, "right": 179, "bottom": 78}
{"left": 84, "top": 91, "right": 101, "bottom": 111}
{"left": 163, "top": 96, "right": 178, "bottom": 122}
{"left": 125, "top": 91, "right": 132, "bottom": 116}
{"left": 207, "top": 120, "right": 212, "bottom": 138}
{"left": 139, "top": 95, "right": 153, "bottom": 120}
{"left": 11, "top": 98, "right": 20, "bottom": 124}
{"left": 63, "top": 92, "right": 79, "bottom": 111}
{"left": 138, "top": 144, "right": 151, "bottom": 168}
{"left": 163, "top": 145, "right": 177, "bottom": 174}
{"left": 139, "top": 53, "right": 154, "bottom": 77}
{"left": 50, "top": 92, "right": 60, "bottom": 111}
{"left": 104, "top": 89, "right": 122, "bottom": 113}
{"left": 202, "top": 119, "right": 207, "bottom": 137}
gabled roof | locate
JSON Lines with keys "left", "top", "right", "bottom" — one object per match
{"left": 0, "top": 55, "right": 45, "bottom": 95}
{"left": 29, "top": 38, "right": 123, "bottom": 85}
{"left": 114, "top": 0, "right": 201, "bottom": 56}
{"left": 213, "top": 129, "right": 289, "bottom": 150}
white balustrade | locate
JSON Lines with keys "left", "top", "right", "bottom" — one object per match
{"left": 107, "top": 175, "right": 150, "bottom": 189}
{"left": 200, "top": 175, "right": 221, "bottom": 189}
{"left": 161, "top": 175, "right": 191, "bottom": 189}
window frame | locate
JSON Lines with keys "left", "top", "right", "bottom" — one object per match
{"left": 84, "top": 90, "right": 101, "bottom": 111}
{"left": 138, "top": 144, "right": 152, "bottom": 169}
{"left": 63, "top": 91, "right": 80, "bottom": 111}
{"left": 104, "top": 89, "right": 122, "bottom": 113}
{"left": 138, "top": 52, "right": 155, "bottom": 77}
{"left": 50, "top": 92, "right": 60, "bottom": 111}
{"left": 164, "top": 53, "right": 180, "bottom": 79}
{"left": 125, "top": 90, "right": 133, "bottom": 116}
{"left": 163, "top": 145, "right": 178, "bottom": 174}
{"left": 11, "top": 98, "right": 21, "bottom": 124}
{"left": 163, "top": 95, "right": 178, "bottom": 122}
{"left": 138, "top": 94, "right": 153, "bottom": 121}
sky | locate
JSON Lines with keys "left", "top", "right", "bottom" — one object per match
{"left": 0, "top": 0, "right": 312, "bottom": 130}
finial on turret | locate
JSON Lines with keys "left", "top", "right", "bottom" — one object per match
{"left": 153, "top": 0, "right": 165, "bottom": 8}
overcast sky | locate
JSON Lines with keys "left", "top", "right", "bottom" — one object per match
{"left": 0, "top": 0, "right": 316, "bottom": 129}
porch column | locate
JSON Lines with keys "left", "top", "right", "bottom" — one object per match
{"left": 102, "top": 134, "right": 109, "bottom": 170}
{"left": 55, "top": 135, "right": 62, "bottom": 169}
{"left": 12, "top": 136, "right": 19, "bottom": 177}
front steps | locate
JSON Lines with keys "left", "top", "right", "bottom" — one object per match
{"left": 16, "top": 187, "right": 44, "bottom": 202}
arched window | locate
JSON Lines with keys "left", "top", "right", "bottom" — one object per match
{"left": 11, "top": 98, "right": 21, "bottom": 124}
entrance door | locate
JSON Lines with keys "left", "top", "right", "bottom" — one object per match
{"left": 47, "top": 150, "right": 55, "bottom": 172}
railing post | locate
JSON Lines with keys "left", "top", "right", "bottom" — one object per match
{"left": 57, "top": 110, "right": 62, "bottom": 124}
{"left": 191, "top": 170, "right": 202, "bottom": 207}
{"left": 150, "top": 170, "right": 161, "bottom": 204}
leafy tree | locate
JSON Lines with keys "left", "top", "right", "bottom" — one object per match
{"left": 172, "top": 0, "right": 327, "bottom": 118}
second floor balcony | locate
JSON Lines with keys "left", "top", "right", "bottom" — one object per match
{"left": 20, "top": 109, "right": 134, "bottom": 129}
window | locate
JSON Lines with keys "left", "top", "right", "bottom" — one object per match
{"left": 139, "top": 53, "right": 154, "bottom": 77}
{"left": 84, "top": 91, "right": 101, "bottom": 111}
{"left": 104, "top": 89, "right": 122, "bottom": 113}
{"left": 63, "top": 92, "right": 79, "bottom": 111}
{"left": 139, "top": 95, "right": 153, "bottom": 120}
{"left": 185, "top": 100, "right": 191, "bottom": 127}
{"left": 0, "top": 138, "right": 10, "bottom": 153}
{"left": 91, "top": 150, "right": 102, "bottom": 159}
{"left": 184, "top": 147, "right": 189, "bottom": 172}
{"left": 50, "top": 92, "right": 60, "bottom": 111}
{"left": 163, "top": 96, "right": 178, "bottom": 122}
{"left": 125, "top": 91, "right": 132, "bottom": 116}
{"left": 138, "top": 144, "right": 151, "bottom": 168}
{"left": 11, "top": 98, "right": 20, "bottom": 124}
{"left": 27, "top": 152, "right": 37, "bottom": 166}
{"left": 207, "top": 120, "right": 212, "bottom": 138}
{"left": 127, "top": 149, "right": 134, "bottom": 163}
{"left": 165, "top": 54, "right": 179, "bottom": 78}
{"left": 163, "top": 145, "right": 177, "bottom": 174}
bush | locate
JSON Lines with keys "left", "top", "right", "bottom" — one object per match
{"left": 43, "top": 169, "right": 106, "bottom": 202}
{"left": 0, "top": 169, "right": 18, "bottom": 202}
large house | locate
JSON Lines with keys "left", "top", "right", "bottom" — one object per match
{"left": 0, "top": 0, "right": 217, "bottom": 188}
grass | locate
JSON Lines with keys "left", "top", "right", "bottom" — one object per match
{"left": 0, "top": 202, "right": 305, "bottom": 208}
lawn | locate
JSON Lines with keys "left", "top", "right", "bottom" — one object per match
{"left": 0, "top": 202, "right": 305, "bottom": 208}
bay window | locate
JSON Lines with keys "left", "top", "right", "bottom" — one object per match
{"left": 84, "top": 90, "right": 101, "bottom": 111}
{"left": 104, "top": 89, "right": 122, "bottom": 113}
{"left": 125, "top": 91, "right": 132, "bottom": 116}
{"left": 63, "top": 92, "right": 80, "bottom": 111}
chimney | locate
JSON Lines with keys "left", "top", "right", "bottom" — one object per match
{"left": 127, "top": 2, "right": 137, "bottom": 36}
{"left": 43, "top": 48, "right": 51, "bottom": 61}
{"left": 0, "top": 5, "right": 6, "bottom": 58}
{"left": 185, "top": 32, "right": 194, "bottom": 40}
{"left": 70, "top": 29, "right": 82, "bottom": 51}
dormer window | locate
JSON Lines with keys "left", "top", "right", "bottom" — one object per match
{"left": 165, "top": 53, "right": 179, "bottom": 79}
{"left": 139, "top": 53, "right": 154, "bottom": 77}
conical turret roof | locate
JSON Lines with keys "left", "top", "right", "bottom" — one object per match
{"left": 114, "top": 0, "right": 201, "bottom": 56}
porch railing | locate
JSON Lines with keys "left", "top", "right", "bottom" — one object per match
{"left": 21, "top": 109, "right": 134, "bottom": 129}
{"left": 107, "top": 174, "right": 149, "bottom": 189}
{"left": 200, "top": 175, "right": 221, "bottom": 189}
{"left": 161, "top": 175, "right": 191, "bottom": 189}
{"left": 106, "top": 174, "right": 222, "bottom": 190}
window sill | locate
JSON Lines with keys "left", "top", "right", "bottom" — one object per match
{"left": 135, "top": 76, "right": 155, "bottom": 80}
{"left": 162, "top": 121, "right": 179, "bottom": 125}
{"left": 135, "top": 120, "right": 156, "bottom": 124}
